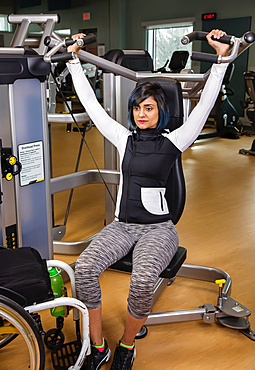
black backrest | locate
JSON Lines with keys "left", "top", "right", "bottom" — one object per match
{"left": 137, "top": 77, "right": 186, "bottom": 224}
{"left": 169, "top": 51, "right": 189, "bottom": 73}
{"left": 103, "top": 49, "right": 153, "bottom": 72}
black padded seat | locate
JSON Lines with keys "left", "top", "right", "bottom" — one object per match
{"left": 110, "top": 246, "right": 186, "bottom": 279}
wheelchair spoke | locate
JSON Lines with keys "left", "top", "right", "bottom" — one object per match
{"left": 0, "top": 323, "right": 20, "bottom": 335}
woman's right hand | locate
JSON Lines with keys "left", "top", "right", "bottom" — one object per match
{"left": 67, "top": 33, "right": 86, "bottom": 59}
{"left": 206, "top": 29, "right": 230, "bottom": 57}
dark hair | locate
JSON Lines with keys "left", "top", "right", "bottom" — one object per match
{"left": 128, "top": 81, "right": 170, "bottom": 131}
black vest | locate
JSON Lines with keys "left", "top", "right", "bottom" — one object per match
{"left": 118, "top": 128, "right": 180, "bottom": 224}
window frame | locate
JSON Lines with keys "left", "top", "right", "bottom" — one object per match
{"left": 142, "top": 17, "right": 195, "bottom": 71}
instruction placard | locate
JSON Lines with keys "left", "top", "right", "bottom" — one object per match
{"left": 18, "top": 141, "right": 44, "bottom": 186}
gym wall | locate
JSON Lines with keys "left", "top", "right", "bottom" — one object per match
{"left": 1, "top": 0, "right": 254, "bottom": 95}
{"left": 6, "top": 0, "right": 254, "bottom": 71}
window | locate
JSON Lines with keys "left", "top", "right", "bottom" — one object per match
{"left": 54, "top": 29, "right": 71, "bottom": 37}
{"left": 143, "top": 18, "right": 194, "bottom": 71}
{"left": 0, "top": 14, "right": 12, "bottom": 32}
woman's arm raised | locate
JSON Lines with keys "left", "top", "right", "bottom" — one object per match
{"left": 168, "top": 29, "right": 230, "bottom": 152}
{"left": 67, "top": 34, "right": 130, "bottom": 147}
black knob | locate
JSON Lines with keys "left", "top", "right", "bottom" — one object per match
{"left": 244, "top": 31, "right": 255, "bottom": 44}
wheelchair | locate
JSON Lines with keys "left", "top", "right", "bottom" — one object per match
{"left": 0, "top": 259, "right": 90, "bottom": 370}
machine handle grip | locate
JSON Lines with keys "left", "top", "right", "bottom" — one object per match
{"left": 48, "top": 52, "right": 76, "bottom": 63}
{"left": 64, "top": 34, "right": 97, "bottom": 47}
{"left": 44, "top": 34, "right": 97, "bottom": 48}
{"left": 181, "top": 31, "right": 233, "bottom": 45}
{"left": 191, "top": 51, "right": 220, "bottom": 64}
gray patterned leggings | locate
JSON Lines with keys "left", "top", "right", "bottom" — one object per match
{"left": 75, "top": 219, "right": 179, "bottom": 319}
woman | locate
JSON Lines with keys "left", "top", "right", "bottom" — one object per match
{"left": 67, "top": 30, "right": 229, "bottom": 370}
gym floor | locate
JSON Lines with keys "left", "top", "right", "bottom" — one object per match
{"left": 1, "top": 120, "right": 255, "bottom": 369}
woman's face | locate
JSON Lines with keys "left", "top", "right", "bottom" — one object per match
{"left": 133, "top": 96, "right": 159, "bottom": 129}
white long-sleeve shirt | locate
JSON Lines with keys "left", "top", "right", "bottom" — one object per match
{"left": 67, "top": 60, "right": 228, "bottom": 223}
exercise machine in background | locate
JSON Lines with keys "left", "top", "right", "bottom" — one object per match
{"left": 242, "top": 70, "right": 255, "bottom": 127}
{"left": 156, "top": 50, "right": 189, "bottom": 73}
{"left": 199, "top": 62, "right": 240, "bottom": 140}
{"left": 239, "top": 70, "right": 255, "bottom": 155}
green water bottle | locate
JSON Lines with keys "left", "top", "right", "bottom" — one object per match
{"left": 48, "top": 267, "right": 66, "bottom": 317}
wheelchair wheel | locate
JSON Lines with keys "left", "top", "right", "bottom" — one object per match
{"left": 0, "top": 294, "right": 45, "bottom": 369}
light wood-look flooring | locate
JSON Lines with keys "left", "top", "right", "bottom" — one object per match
{"left": 1, "top": 123, "right": 255, "bottom": 369}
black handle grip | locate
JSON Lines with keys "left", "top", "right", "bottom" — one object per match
{"left": 64, "top": 34, "right": 97, "bottom": 47}
{"left": 181, "top": 31, "right": 232, "bottom": 45}
{"left": 64, "top": 38, "right": 76, "bottom": 47}
{"left": 50, "top": 52, "right": 76, "bottom": 63}
{"left": 44, "top": 33, "right": 97, "bottom": 48}
{"left": 77, "top": 34, "right": 97, "bottom": 47}
{"left": 191, "top": 51, "right": 219, "bottom": 64}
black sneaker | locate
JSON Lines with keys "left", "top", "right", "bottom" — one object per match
{"left": 110, "top": 342, "right": 136, "bottom": 370}
{"left": 90, "top": 339, "right": 111, "bottom": 370}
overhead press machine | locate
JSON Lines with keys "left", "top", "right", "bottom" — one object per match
{"left": 0, "top": 14, "right": 61, "bottom": 259}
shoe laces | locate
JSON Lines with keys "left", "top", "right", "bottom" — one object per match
{"left": 112, "top": 346, "right": 131, "bottom": 369}
{"left": 91, "top": 345, "right": 102, "bottom": 365}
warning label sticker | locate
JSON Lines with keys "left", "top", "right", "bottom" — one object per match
{"left": 232, "top": 306, "right": 244, "bottom": 313}
{"left": 18, "top": 141, "right": 44, "bottom": 186}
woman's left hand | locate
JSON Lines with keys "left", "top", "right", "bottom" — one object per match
{"left": 67, "top": 33, "right": 86, "bottom": 59}
{"left": 206, "top": 29, "right": 230, "bottom": 57}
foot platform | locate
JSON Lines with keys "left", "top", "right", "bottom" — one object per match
{"left": 51, "top": 339, "right": 85, "bottom": 369}
{"left": 216, "top": 295, "right": 254, "bottom": 339}
{"left": 240, "top": 327, "right": 255, "bottom": 341}
{"left": 217, "top": 316, "right": 250, "bottom": 330}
